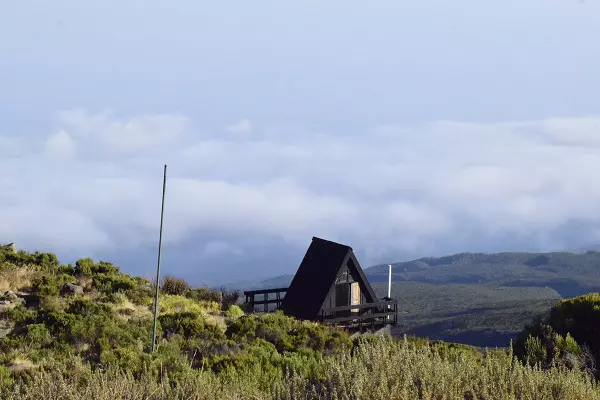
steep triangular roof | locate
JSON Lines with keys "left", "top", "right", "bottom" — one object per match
{"left": 280, "top": 237, "right": 378, "bottom": 320}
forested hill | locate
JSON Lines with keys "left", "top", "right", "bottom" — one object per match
{"left": 367, "top": 250, "right": 600, "bottom": 298}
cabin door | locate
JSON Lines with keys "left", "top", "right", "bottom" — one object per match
{"left": 350, "top": 282, "right": 360, "bottom": 313}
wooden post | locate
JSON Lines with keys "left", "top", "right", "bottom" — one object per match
{"left": 264, "top": 293, "right": 268, "bottom": 313}
{"left": 276, "top": 291, "right": 281, "bottom": 309}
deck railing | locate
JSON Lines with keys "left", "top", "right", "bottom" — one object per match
{"left": 319, "top": 300, "right": 398, "bottom": 329}
{"left": 243, "top": 289, "right": 398, "bottom": 329}
{"left": 243, "top": 287, "right": 288, "bottom": 313}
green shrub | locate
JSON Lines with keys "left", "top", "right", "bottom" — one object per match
{"left": 75, "top": 259, "right": 120, "bottom": 276}
{"left": 92, "top": 274, "right": 136, "bottom": 295}
{"left": 226, "top": 313, "right": 351, "bottom": 354}
{"left": 24, "top": 324, "right": 51, "bottom": 347}
{"left": 0, "top": 365, "right": 13, "bottom": 390}
{"left": 93, "top": 261, "right": 120, "bottom": 275}
{"left": 5, "top": 305, "right": 38, "bottom": 325}
{"left": 549, "top": 294, "right": 600, "bottom": 357}
{"left": 103, "top": 292, "right": 128, "bottom": 305}
{"left": 226, "top": 305, "right": 244, "bottom": 318}
{"left": 31, "top": 274, "right": 74, "bottom": 297}
{"left": 516, "top": 308, "right": 595, "bottom": 376}
{"left": 158, "top": 312, "right": 224, "bottom": 340}
{"left": 161, "top": 276, "right": 191, "bottom": 296}
{"left": 188, "top": 287, "right": 221, "bottom": 303}
{"left": 1, "top": 250, "right": 59, "bottom": 270}
{"left": 67, "top": 299, "right": 113, "bottom": 317}
{"left": 125, "top": 278, "right": 153, "bottom": 306}
{"left": 74, "top": 258, "right": 94, "bottom": 276}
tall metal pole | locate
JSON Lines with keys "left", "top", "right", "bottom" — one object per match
{"left": 151, "top": 164, "right": 167, "bottom": 353}
{"left": 388, "top": 264, "right": 392, "bottom": 298}
{"left": 387, "top": 264, "right": 393, "bottom": 323}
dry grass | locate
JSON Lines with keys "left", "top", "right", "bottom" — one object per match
{"left": 154, "top": 295, "right": 221, "bottom": 317}
{"left": 6, "top": 359, "right": 35, "bottom": 373}
{"left": 3, "top": 337, "right": 600, "bottom": 399}
{"left": 75, "top": 275, "right": 93, "bottom": 292}
{"left": 0, "top": 265, "right": 37, "bottom": 293}
{"left": 109, "top": 295, "right": 152, "bottom": 321}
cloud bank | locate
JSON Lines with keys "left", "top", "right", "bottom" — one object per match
{"left": 2, "top": 110, "right": 600, "bottom": 283}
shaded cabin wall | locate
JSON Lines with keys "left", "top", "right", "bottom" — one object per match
{"left": 320, "top": 265, "right": 368, "bottom": 313}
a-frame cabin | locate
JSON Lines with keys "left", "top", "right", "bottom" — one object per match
{"left": 244, "top": 237, "right": 398, "bottom": 330}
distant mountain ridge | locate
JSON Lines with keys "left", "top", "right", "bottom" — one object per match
{"left": 232, "top": 250, "right": 600, "bottom": 297}
{"left": 366, "top": 250, "right": 600, "bottom": 298}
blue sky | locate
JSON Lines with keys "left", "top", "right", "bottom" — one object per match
{"left": 1, "top": 0, "right": 600, "bottom": 285}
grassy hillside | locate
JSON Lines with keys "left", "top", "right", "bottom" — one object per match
{"left": 2, "top": 247, "right": 600, "bottom": 398}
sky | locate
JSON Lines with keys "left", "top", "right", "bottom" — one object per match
{"left": 1, "top": 0, "right": 600, "bottom": 286}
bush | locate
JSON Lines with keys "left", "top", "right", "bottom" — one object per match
{"left": 188, "top": 287, "right": 221, "bottom": 303}
{"left": 125, "top": 278, "right": 153, "bottom": 306}
{"left": 74, "top": 258, "right": 94, "bottom": 276}
{"left": 226, "top": 313, "right": 351, "bottom": 354}
{"left": 158, "top": 312, "right": 224, "bottom": 341}
{"left": 549, "top": 294, "right": 600, "bottom": 357}
{"left": 1, "top": 250, "right": 60, "bottom": 271}
{"left": 0, "top": 365, "right": 13, "bottom": 390}
{"left": 159, "top": 294, "right": 220, "bottom": 315}
{"left": 226, "top": 305, "right": 244, "bottom": 318}
{"left": 103, "top": 293, "right": 128, "bottom": 305}
{"left": 31, "top": 274, "right": 74, "bottom": 297}
{"left": 516, "top": 308, "right": 596, "bottom": 376}
{"left": 220, "top": 288, "right": 240, "bottom": 311}
{"left": 95, "top": 275, "right": 136, "bottom": 294}
{"left": 25, "top": 324, "right": 51, "bottom": 347}
{"left": 5, "top": 305, "right": 38, "bottom": 325}
{"left": 161, "top": 276, "right": 191, "bottom": 296}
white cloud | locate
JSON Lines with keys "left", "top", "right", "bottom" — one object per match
{"left": 225, "top": 118, "right": 252, "bottom": 137}
{"left": 56, "top": 109, "right": 189, "bottom": 155}
{"left": 45, "top": 130, "right": 76, "bottom": 159}
{"left": 541, "top": 117, "right": 600, "bottom": 147}
{"left": 5, "top": 110, "right": 600, "bottom": 281}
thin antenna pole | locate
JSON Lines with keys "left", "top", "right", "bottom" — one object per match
{"left": 387, "top": 264, "right": 393, "bottom": 323}
{"left": 388, "top": 264, "right": 392, "bottom": 298}
{"left": 151, "top": 164, "right": 167, "bottom": 353}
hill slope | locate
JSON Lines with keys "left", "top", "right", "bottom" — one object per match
{"left": 2, "top": 247, "right": 600, "bottom": 398}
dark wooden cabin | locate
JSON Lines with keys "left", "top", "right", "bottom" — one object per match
{"left": 244, "top": 237, "right": 398, "bottom": 330}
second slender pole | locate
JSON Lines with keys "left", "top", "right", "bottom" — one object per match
{"left": 388, "top": 264, "right": 392, "bottom": 298}
{"left": 151, "top": 164, "right": 167, "bottom": 353}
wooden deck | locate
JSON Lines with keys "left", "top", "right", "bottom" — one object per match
{"left": 319, "top": 300, "right": 398, "bottom": 330}
{"left": 243, "top": 288, "right": 398, "bottom": 330}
